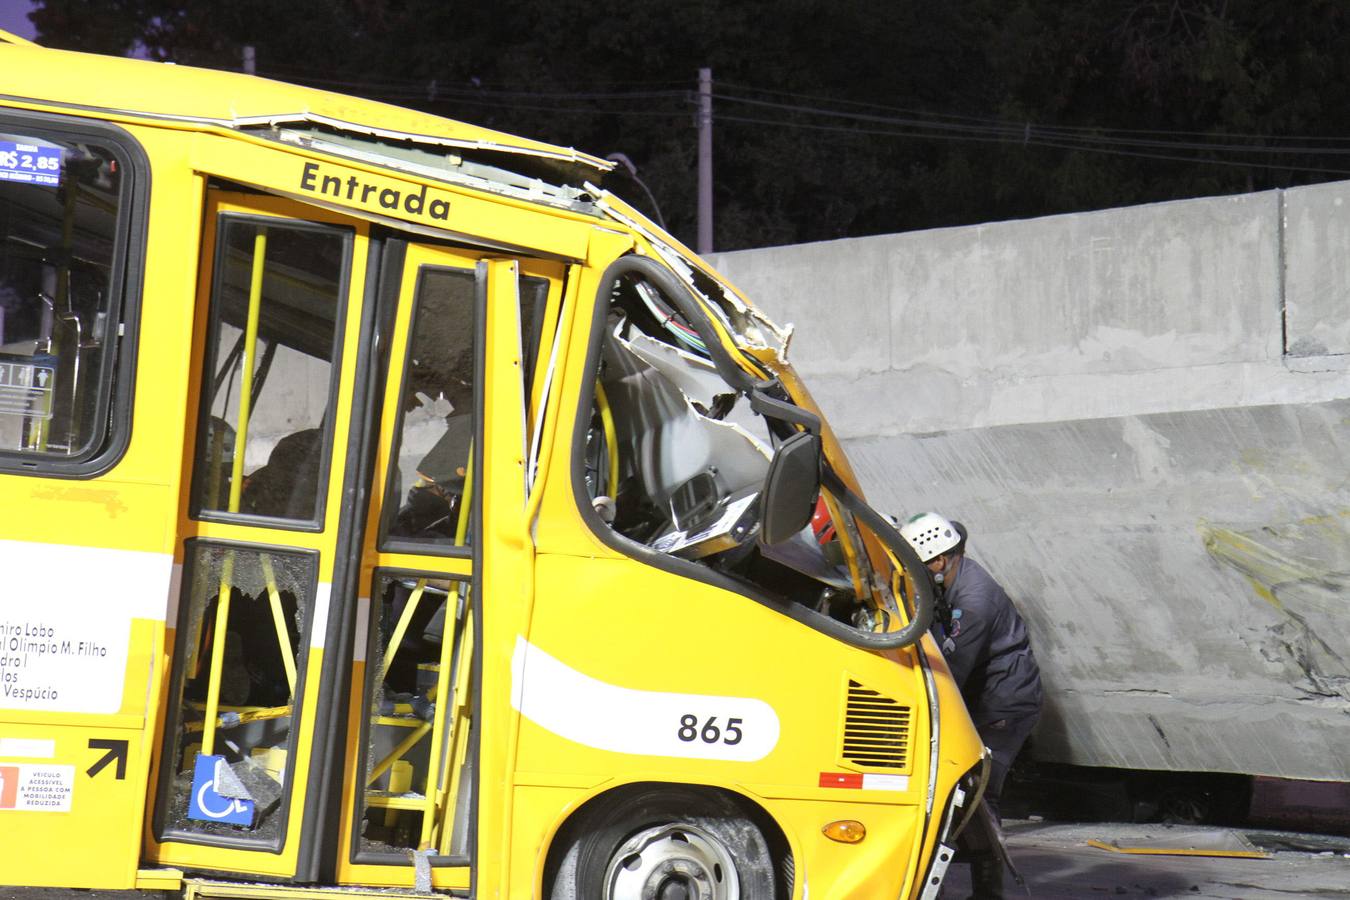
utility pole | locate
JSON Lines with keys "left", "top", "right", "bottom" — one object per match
{"left": 697, "top": 67, "right": 713, "bottom": 255}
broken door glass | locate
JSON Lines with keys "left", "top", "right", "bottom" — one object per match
{"left": 155, "top": 541, "right": 315, "bottom": 845}
{"left": 353, "top": 572, "right": 474, "bottom": 860}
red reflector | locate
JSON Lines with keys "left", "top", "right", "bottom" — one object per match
{"left": 819, "top": 772, "right": 863, "bottom": 789}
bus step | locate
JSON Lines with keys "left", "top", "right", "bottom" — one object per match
{"left": 184, "top": 878, "right": 465, "bottom": 900}
{"left": 137, "top": 868, "right": 185, "bottom": 890}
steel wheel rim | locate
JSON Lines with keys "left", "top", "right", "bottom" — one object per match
{"left": 603, "top": 822, "right": 740, "bottom": 900}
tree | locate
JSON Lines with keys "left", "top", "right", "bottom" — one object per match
{"left": 30, "top": 0, "right": 1350, "bottom": 250}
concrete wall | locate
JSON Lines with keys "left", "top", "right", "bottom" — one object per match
{"left": 710, "top": 184, "right": 1350, "bottom": 780}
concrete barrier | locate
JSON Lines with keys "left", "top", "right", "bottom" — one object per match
{"left": 711, "top": 184, "right": 1350, "bottom": 780}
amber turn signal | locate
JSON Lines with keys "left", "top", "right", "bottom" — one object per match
{"left": 822, "top": 819, "right": 867, "bottom": 844}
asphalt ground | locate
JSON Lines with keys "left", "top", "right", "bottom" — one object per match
{"left": 3, "top": 821, "right": 1348, "bottom": 899}
{"left": 941, "top": 820, "right": 1350, "bottom": 899}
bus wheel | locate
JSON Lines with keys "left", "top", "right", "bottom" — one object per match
{"left": 547, "top": 786, "right": 786, "bottom": 900}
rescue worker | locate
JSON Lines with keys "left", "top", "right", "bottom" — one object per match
{"left": 900, "top": 512, "right": 1042, "bottom": 900}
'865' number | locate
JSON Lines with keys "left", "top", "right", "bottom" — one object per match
{"left": 677, "top": 714, "right": 743, "bottom": 745}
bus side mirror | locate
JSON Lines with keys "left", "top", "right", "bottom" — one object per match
{"left": 759, "top": 431, "right": 822, "bottom": 545}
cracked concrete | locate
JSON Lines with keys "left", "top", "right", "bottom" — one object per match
{"left": 711, "top": 181, "right": 1350, "bottom": 779}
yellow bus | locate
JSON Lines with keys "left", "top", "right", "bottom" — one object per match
{"left": 0, "top": 31, "right": 986, "bottom": 900}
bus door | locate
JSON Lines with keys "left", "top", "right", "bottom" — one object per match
{"left": 146, "top": 190, "right": 373, "bottom": 880}
{"left": 146, "top": 182, "right": 559, "bottom": 886}
{"left": 333, "top": 246, "right": 559, "bottom": 890}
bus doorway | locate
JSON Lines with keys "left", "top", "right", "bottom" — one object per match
{"left": 146, "top": 191, "right": 559, "bottom": 889}
{"left": 332, "top": 249, "right": 561, "bottom": 891}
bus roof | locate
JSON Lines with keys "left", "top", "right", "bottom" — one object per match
{"left": 0, "top": 39, "right": 613, "bottom": 178}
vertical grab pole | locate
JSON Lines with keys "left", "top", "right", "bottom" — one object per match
{"left": 593, "top": 382, "right": 620, "bottom": 497}
{"left": 202, "top": 227, "right": 268, "bottom": 757}
{"left": 260, "top": 555, "right": 298, "bottom": 694}
{"left": 418, "top": 444, "right": 474, "bottom": 849}
{"left": 379, "top": 578, "right": 428, "bottom": 685}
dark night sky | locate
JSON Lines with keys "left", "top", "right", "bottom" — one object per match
{"left": 18, "top": 1, "right": 1350, "bottom": 251}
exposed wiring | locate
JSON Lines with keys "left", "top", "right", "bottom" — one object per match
{"left": 634, "top": 280, "right": 707, "bottom": 354}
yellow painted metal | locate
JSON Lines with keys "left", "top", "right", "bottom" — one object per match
{"left": 184, "top": 704, "right": 293, "bottom": 734}
{"left": 368, "top": 792, "right": 426, "bottom": 812}
{"left": 0, "top": 40, "right": 983, "bottom": 900}
{"left": 525, "top": 267, "right": 584, "bottom": 527}
{"left": 416, "top": 560, "right": 470, "bottom": 850}
{"left": 227, "top": 229, "right": 268, "bottom": 515}
{"left": 0, "top": 42, "right": 611, "bottom": 171}
{"left": 201, "top": 229, "right": 267, "bottom": 758}
{"left": 136, "top": 868, "right": 185, "bottom": 890}
{"left": 372, "top": 715, "right": 424, "bottom": 728}
{"left": 184, "top": 877, "right": 447, "bottom": 900}
{"left": 592, "top": 380, "right": 620, "bottom": 497}
{"left": 184, "top": 132, "right": 595, "bottom": 262}
{"left": 436, "top": 611, "right": 476, "bottom": 856}
{"left": 260, "top": 555, "right": 298, "bottom": 693}
{"left": 385, "top": 760, "right": 413, "bottom": 826}
{"left": 365, "top": 721, "right": 431, "bottom": 788}
{"left": 477, "top": 257, "right": 535, "bottom": 895}
{"left": 143, "top": 192, "right": 370, "bottom": 881}
{"left": 1086, "top": 839, "right": 1271, "bottom": 859}
{"left": 198, "top": 563, "right": 232, "bottom": 758}
{"left": 455, "top": 442, "right": 475, "bottom": 546}
{"left": 378, "top": 577, "right": 427, "bottom": 684}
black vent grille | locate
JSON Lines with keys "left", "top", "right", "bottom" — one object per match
{"left": 842, "top": 680, "right": 911, "bottom": 770}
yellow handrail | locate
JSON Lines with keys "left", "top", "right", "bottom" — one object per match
{"left": 202, "top": 228, "right": 267, "bottom": 758}
{"left": 594, "top": 381, "right": 620, "bottom": 497}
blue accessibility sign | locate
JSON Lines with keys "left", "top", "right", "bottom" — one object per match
{"left": 187, "top": 754, "right": 255, "bottom": 826}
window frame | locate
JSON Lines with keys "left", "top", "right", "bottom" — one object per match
{"left": 377, "top": 263, "right": 482, "bottom": 558}
{"left": 568, "top": 255, "right": 898, "bottom": 647}
{"left": 0, "top": 110, "right": 148, "bottom": 478}
{"left": 188, "top": 210, "right": 354, "bottom": 532}
{"left": 346, "top": 566, "right": 475, "bottom": 868}
{"left": 150, "top": 537, "right": 321, "bottom": 854}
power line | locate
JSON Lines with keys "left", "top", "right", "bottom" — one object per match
{"left": 252, "top": 63, "right": 1350, "bottom": 174}
{"left": 714, "top": 113, "right": 1350, "bottom": 176}
{"left": 716, "top": 79, "right": 1350, "bottom": 145}
{"left": 712, "top": 91, "right": 1350, "bottom": 158}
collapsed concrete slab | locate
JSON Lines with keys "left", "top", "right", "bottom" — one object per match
{"left": 710, "top": 182, "right": 1350, "bottom": 780}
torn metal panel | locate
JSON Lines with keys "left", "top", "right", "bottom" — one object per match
{"left": 236, "top": 112, "right": 614, "bottom": 170}
{"left": 271, "top": 127, "right": 601, "bottom": 214}
{"left": 585, "top": 184, "right": 791, "bottom": 354}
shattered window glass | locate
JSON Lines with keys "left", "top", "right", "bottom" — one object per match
{"left": 354, "top": 573, "right": 474, "bottom": 859}
{"left": 193, "top": 216, "right": 348, "bottom": 524}
{"left": 157, "top": 542, "right": 315, "bottom": 845}
{"left": 587, "top": 271, "right": 867, "bottom": 620}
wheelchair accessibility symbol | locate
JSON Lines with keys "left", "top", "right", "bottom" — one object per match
{"left": 187, "top": 754, "right": 255, "bottom": 826}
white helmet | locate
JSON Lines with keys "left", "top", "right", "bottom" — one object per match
{"left": 899, "top": 512, "right": 961, "bottom": 563}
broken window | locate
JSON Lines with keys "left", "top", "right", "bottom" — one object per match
{"left": 353, "top": 572, "right": 474, "bottom": 860}
{"left": 155, "top": 541, "right": 315, "bottom": 845}
{"left": 585, "top": 268, "right": 878, "bottom": 626}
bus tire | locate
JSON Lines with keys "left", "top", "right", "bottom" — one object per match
{"left": 546, "top": 785, "right": 786, "bottom": 900}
